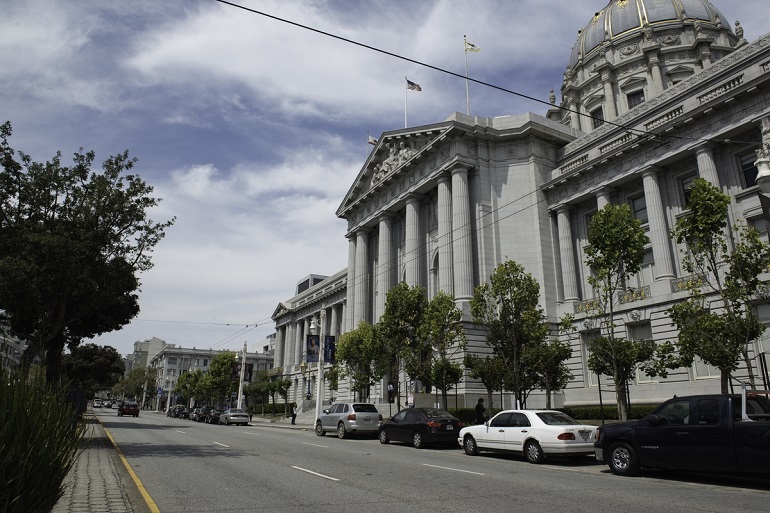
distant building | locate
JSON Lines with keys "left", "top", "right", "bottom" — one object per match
{"left": 148, "top": 344, "right": 273, "bottom": 410}
{"left": 131, "top": 336, "right": 168, "bottom": 370}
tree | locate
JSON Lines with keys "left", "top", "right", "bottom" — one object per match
{"left": 175, "top": 369, "right": 204, "bottom": 406}
{"left": 114, "top": 367, "right": 157, "bottom": 404}
{"left": 378, "top": 282, "right": 429, "bottom": 404}
{"left": 471, "top": 260, "right": 549, "bottom": 408}
{"left": 0, "top": 121, "right": 175, "bottom": 385}
{"left": 336, "top": 321, "right": 384, "bottom": 400}
{"left": 463, "top": 354, "right": 505, "bottom": 409}
{"left": 526, "top": 315, "right": 574, "bottom": 409}
{"left": 584, "top": 203, "right": 654, "bottom": 421}
{"left": 667, "top": 178, "right": 770, "bottom": 392}
{"left": 61, "top": 343, "right": 125, "bottom": 398}
{"left": 272, "top": 377, "right": 292, "bottom": 417}
{"left": 245, "top": 371, "right": 272, "bottom": 415}
{"left": 418, "top": 291, "right": 467, "bottom": 409}
{"left": 204, "top": 351, "right": 238, "bottom": 405}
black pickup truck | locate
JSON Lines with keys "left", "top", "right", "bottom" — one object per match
{"left": 594, "top": 392, "right": 770, "bottom": 476}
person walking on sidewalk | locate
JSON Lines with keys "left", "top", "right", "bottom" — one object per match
{"left": 291, "top": 403, "right": 298, "bottom": 425}
{"left": 475, "top": 398, "right": 486, "bottom": 424}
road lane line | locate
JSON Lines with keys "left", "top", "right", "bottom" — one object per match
{"left": 213, "top": 441, "right": 230, "bottom": 448}
{"left": 245, "top": 432, "right": 260, "bottom": 436}
{"left": 175, "top": 430, "right": 186, "bottom": 434}
{"left": 292, "top": 466, "right": 339, "bottom": 481}
{"left": 422, "top": 463, "right": 485, "bottom": 476}
{"left": 542, "top": 465, "right": 580, "bottom": 472}
{"left": 302, "top": 442, "right": 328, "bottom": 448}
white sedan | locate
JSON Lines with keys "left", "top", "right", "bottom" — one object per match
{"left": 458, "top": 410, "right": 596, "bottom": 463}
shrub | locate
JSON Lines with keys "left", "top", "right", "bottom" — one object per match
{"left": 0, "top": 370, "right": 85, "bottom": 513}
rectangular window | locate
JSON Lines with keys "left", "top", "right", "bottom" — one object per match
{"left": 631, "top": 323, "right": 655, "bottom": 383}
{"left": 631, "top": 195, "right": 648, "bottom": 224}
{"left": 751, "top": 218, "right": 769, "bottom": 243}
{"left": 627, "top": 90, "right": 645, "bottom": 109}
{"left": 167, "top": 357, "right": 177, "bottom": 365}
{"left": 681, "top": 174, "right": 697, "bottom": 206}
{"left": 693, "top": 356, "right": 719, "bottom": 379}
{"left": 591, "top": 108, "right": 604, "bottom": 129}
{"left": 740, "top": 152, "right": 758, "bottom": 188}
{"left": 582, "top": 330, "right": 613, "bottom": 387}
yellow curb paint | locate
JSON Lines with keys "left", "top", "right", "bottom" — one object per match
{"left": 96, "top": 417, "right": 161, "bottom": 513}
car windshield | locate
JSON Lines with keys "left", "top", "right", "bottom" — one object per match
{"left": 536, "top": 411, "right": 580, "bottom": 425}
{"left": 421, "top": 408, "right": 454, "bottom": 419}
{"left": 353, "top": 404, "right": 378, "bottom": 413}
{"left": 228, "top": 409, "right": 245, "bottom": 414}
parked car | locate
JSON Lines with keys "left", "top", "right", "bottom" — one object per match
{"left": 206, "top": 408, "right": 225, "bottom": 424}
{"left": 189, "top": 407, "right": 201, "bottom": 421}
{"left": 93, "top": 399, "right": 102, "bottom": 408}
{"left": 111, "top": 402, "right": 119, "bottom": 409}
{"left": 219, "top": 408, "right": 249, "bottom": 426}
{"left": 193, "top": 407, "right": 212, "bottom": 422}
{"left": 595, "top": 393, "right": 770, "bottom": 476}
{"left": 315, "top": 402, "right": 382, "bottom": 439}
{"left": 458, "top": 410, "right": 596, "bottom": 464}
{"left": 103, "top": 400, "right": 112, "bottom": 408}
{"left": 178, "top": 407, "right": 194, "bottom": 419}
{"left": 169, "top": 405, "right": 185, "bottom": 418}
{"left": 118, "top": 401, "right": 140, "bottom": 417}
{"left": 379, "top": 407, "right": 464, "bottom": 448}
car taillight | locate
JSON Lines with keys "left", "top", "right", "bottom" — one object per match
{"left": 457, "top": 421, "right": 465, "bottom": 428}
{"left": 426, "top": 421, "right": 441, "bottom": 428}
{"left": 557, "top": 433, "right": 576, "bottom": 441}
{"left": 347, "top": 414, "right": 356, "bottom": 421}
{"left": 595, "top": 429, "right": 601, "bottom": 442}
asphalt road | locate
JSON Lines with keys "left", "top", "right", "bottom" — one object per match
{"left": 95, "top": 411, "right": 770, "bottom": 513}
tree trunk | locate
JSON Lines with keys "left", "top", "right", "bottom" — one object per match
{"left": 615, "top": 380, "right": 629, "bottom": 421}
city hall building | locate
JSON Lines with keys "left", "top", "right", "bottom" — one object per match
{"left": 273, "top": 0, "right": 770, "bottom": 410}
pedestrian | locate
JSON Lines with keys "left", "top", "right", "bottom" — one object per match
{"left": 475, "top": 398, "right": 486, "bottom": 424}
{"left": 291, "top": 403, "right": 298, "bottom": 425}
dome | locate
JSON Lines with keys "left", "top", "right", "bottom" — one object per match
{"left": 568, "top": 0, "right": 732, "bottom": 70}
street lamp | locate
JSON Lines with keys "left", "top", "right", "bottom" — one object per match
{"left": 299, "top": 355, "right": 310, "bottom": 399}
{"left": 756, "top": 118, "right": 770, "bottom": 194}
{"left": 309, "top": 311, "right": 327, "bottom": 421}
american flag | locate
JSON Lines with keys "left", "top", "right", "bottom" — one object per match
{"left": 406, "top": 79, "right": 422, "bottom": 91}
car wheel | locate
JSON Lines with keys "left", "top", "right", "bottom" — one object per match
{"left": 463, "top": 435, "right": 479, "bottom": 456}
{"left": 524, "top": 440, "right": 544, "bottom": 464}
{"left": 378, "top": 430, "right": 389, "bottom": 444}
{"left": 608, "top": 442, "right": 640, "bottom": 476}
{"left": 315, "top": 421, "right": 326, "bottom": 436}
{"left": 412, "top": 431, "right": 424, "bottom": 449}
{"left": 135, "top": 414, "right": 138, "bottom": 418}
{"left": 337, "top": 423, "right": 348, "bottom": 439}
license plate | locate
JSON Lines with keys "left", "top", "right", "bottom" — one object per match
{"left": 364, "top": 419, "right": 371, "bottom": 423}
{"left": 446, "top": 425, "right": 453, "bottom": 430}
{"left": 579, "top": 430, "right": 590, "bottom": 441}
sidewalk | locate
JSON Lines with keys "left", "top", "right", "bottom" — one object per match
{"left": 52, "top": 412, "right": 147, "bottom": 513}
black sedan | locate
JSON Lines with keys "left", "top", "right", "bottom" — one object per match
{"left": 379, "top": 407, "right": 464, "bottom": 449}
{"left": 206, "top": 409, "right": 225, "bottom": 424}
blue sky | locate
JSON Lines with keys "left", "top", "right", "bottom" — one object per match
{"left": 1, "top": 0, "right": 766, "bottom": 356}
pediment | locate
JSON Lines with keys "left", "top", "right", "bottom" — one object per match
{"left": 337, "top": 124, "right": 452, "bottom": 214}
{"left": 618, "top": 76, "right": 647, "bottom": 91}
{"left": 666, "top": 65, "right": 695, "bottom": 78}
{"left": 271, "top": 302, "right": 291, "bottom": 320}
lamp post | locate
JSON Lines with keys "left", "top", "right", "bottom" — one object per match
{"left": 309, "top": 311, "right": 326, "bottom": 420}
{"left": 299, "top": 356, "right": 309, "bottom": 400}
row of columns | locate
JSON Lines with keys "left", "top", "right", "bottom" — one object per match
{"left": 345, "top": 165, "right": 475, "bottom": 332}
{"left": 273, "top": 302, "right": 343, "bottom": 371}
{"left": 556, "top": 144, "right": 720, "bottom": 301}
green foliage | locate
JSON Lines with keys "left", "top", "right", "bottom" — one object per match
{"left": 62, "top": 343, "right": 125, "bottom": 397}
{"left": 0, "top": 121, "right": 175, "bottom": 384}
{"left": 114, "top": 366, "right": 157, "bottom": 402}
{"left": 464, "top": 354, "right": 505, "bottom": 408}
{"left": 0, "top": 370, "right": 85, "bottom": 513}
{"left": 378, "top": 282, "right": 429, "bottom": 389}
{"left": 336, "top": 321, "right": 384, "bottom": 399}
{"left": 470, "top": 260, "right": 549, "bottom": 407}
{"left": 583, "top": 204, "right": 653, "bottom": 421}
{"left": 174, "top": 369, "right": 204, "bottom": 405}
{"left": 205, "top": 351, "right": 238, "bottom": 403}
{"left": 669, "top": 178, "right": 770, "bottom": 392}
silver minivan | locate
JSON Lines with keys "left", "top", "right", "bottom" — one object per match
{"left": 315, "top": 402, "right": 382, "bottom": 438}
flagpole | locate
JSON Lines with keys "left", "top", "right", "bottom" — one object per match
{"left": 404, "top": 77, "right": 408, "bottom": 128}
{"left": 464, "top": 35, "right": 470, "bottom": 116}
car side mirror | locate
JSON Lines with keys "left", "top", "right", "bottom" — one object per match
{"left": 643, "top": 413, "right": 662, "bottom": 426}
{"left": 323, "top": 409, "right": 330, "bottom": 414}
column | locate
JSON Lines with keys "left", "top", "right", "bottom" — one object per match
{"left": 296, "top": 320, "right": 304, "bottom": 365}
{"left": 694, "top": 142, "right": 720, "bottom": 186}
{"left": 274, "top": 325, "right": 284, "bottom": 371}
{"left": 451, "top": 167, "right": 474, "bottom": 300}
{"left": 596, "top": 187, "right": 612, "bottom": 210}
{"left": 376, "top": 215, "right": 393, "bottom": 319}
{"left": 345, "top": 236, "right": 356, "bottom": 332}
{"left": 330, "top": 304, "right": 339, "bottom": 340}
{"left": 601, "top": 71, "right": 618, "bottom": 121}
{"left": 557, "top": 206, "right": 579, "bottom": 301}
{"left": 437, "top": 175, "right": 454, "bottom": 294}
{"left": 405, "top": 195, "right": 421, "bottom": 286}
{"left": 568, "top": 98, "right": 581, "bottom": 131}
{"left": 647, "top": 52, "right": 664, "bottom": 94}
{"left": 354, "top": 229, "right": 369, "bottom": 325}
{"left": 642, "top": 167, "right": 675, "bottom": 280}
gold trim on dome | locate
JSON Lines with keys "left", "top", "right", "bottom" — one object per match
{"left": 617, "top": 0, "right": 629, "bottom": 8}
{"left": 592, "top": 9, "right": 604, "bottom": 24}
